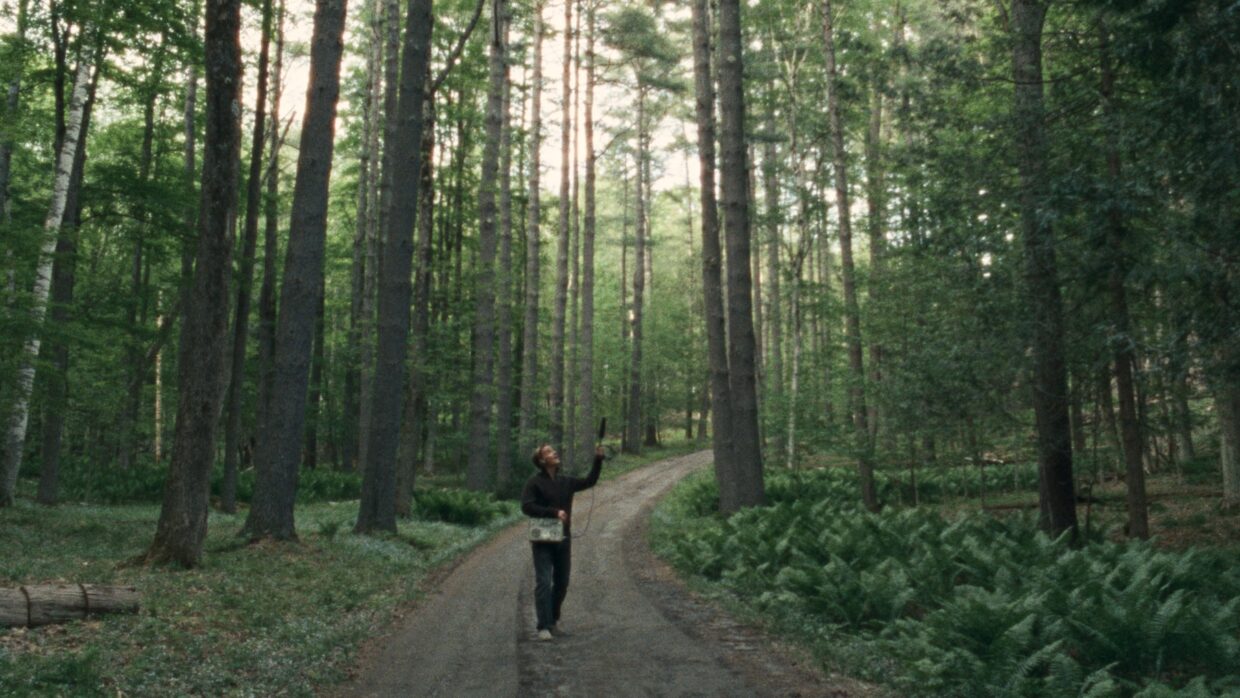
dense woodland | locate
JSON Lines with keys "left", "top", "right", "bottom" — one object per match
{"left": 0, "top": 0, "right": 1237, "bottom": 571}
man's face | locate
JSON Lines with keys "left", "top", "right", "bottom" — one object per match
{"left": 540, "top": 446, "right": 561, "bottom": 468}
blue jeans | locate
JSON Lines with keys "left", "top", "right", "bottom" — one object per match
{"left": 532, "top": 540, "right": 571, "bottom": 630}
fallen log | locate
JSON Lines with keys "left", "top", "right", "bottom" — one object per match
{"left": 0, "top": 584, "right": 139, "bottom": 628}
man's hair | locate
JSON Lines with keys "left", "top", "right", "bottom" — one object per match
{"left": 531, "top": 444, "right": 549, "bottom": 470}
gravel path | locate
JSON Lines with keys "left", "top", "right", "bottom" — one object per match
{"left": 335, "top": 450, "right": 868, "bottom": 697}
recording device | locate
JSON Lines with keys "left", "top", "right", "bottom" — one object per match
{"left": 528, "top": 517, "right": 565, "bottom": 543}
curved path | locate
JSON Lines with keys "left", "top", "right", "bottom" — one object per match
{"left": 335, "top": 450, "right": 858, "bottom": 697}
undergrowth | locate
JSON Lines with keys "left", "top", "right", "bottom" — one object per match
{"left": 0, "top": 499, "right": 520, "bottom": 696}
{"left": 652, "top": 467, "right": 1240, "bottom": 697}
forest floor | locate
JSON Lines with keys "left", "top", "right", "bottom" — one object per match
{"left": 334, "top": 449, "right": 874, "bottom": 697}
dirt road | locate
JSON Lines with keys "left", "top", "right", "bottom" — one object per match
{"left": 337, "top": 450, "right": 851, "bottom": 697}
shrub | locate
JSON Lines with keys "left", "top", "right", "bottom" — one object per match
{"left": 412, "top": 488, "right": 515, "bottom": 526}
{"left": 653, "top": 469, "right": 1240, "bottom": 697}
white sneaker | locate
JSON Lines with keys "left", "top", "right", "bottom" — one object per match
{"left": 537, "top": 629, "right": 553, "bottom": 641}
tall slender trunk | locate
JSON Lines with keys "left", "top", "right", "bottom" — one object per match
{"left": 517, "top": 3, "right": 543, "bottom": 452}
{"left": 495, "top": 12, "right": 517, "bottom": 490}
{"left": 625, "top": 93, "right": 647, "bottom": 454}
{"left": 1218, "top": 377, "right": 1240, "bottom": 507}
{"left": 37, "top": 59, "right": 100, "bottom": 505}
{"left": 397, "top": 93, "right": 435, "bottom": 515}
{"left": 0, "top": 0, "right": 30, "bottom": 291}
{"left": 466, "top": 0, "right": 507, "bottom": 491}
{"left": 144, "top": 0, "right": 243, "bottom": 564}
{"left": 222, "top": 0, "right": 273, "bottom": 511}
{"left": 763, "top": 140, "right": 782, "bottom": 399}
{"left": 1012, "top": 0, "right": 1077, "bottom": 538}
{"left": 356, "top": 0, "right": 433, "bottom": 534}
{"left": 1, "top": 56, "right": 93, "bottom": 507}
{"left": 864, "top": 85, "right": 885, "bottom": 442}
{"left": 823, "top": 0, "right": 875, "bottom": 510}
{"left": 304, "top": 285, "right": 326, "bottom": 468}
{"left": 566, "top": 1, "right": 582, "bottom": 467}
{"left": 1098, "top": 18, "right": 1147, "bottom": 538}
{"left": 575, "top": 0, "right": 596, "bottom": 469}
{"left": 344, "top": 0, "right": 382, "bottom": 472}
{"left": 244, "top": 0, "right": 349, "bottom": 541}
{"left": 549, "top": 0, "right": 573, "bottom": 450}
{"left": 717, "top": 0, "right": 764, "bottom": 511}
{"left": 256, "top": 0, "right": 285, "bottom": 447}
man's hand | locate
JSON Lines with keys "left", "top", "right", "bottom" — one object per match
{"left": 557, "top": 510, "right": 569, "bottom": 523}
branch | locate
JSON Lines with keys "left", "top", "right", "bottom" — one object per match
{"left": 430, "top": 0, "right": 487, "bottom": 95}
{"left": 992, "top": 0, "right": 1010, "bottom": 32}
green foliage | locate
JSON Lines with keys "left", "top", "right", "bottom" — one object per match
{"left": 412, "top": 488, "right": 516, "bottom": 526}
{"left": 43, "top": 459, "right": 364, "bottom": 505}
{"left": 0, "top": 498, "right": 520, "bottom": 695}
{"left": 652, "top": 469, "right": 1240, "bottom": 696}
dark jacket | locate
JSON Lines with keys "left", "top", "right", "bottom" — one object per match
{"left": 520, "top": 455, "right": 603, "bottom": 539}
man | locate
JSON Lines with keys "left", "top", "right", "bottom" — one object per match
{"left": 521, "top": 443, "right": 605, "bottom": 641}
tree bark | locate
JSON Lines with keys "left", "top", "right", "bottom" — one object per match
{"left": 1099, "top": 18, "right": 1147, "bottom": 538}
{"left": 244, "top": 0, "right": 349, "bottom": 541}
{"left": 823, "top": 0, "right": 876, "bottom": 511}
{"left": 717, "top": 0, "right": 765, "bottom": 511}
{"left": 1, "top": 56, "right": 93, "bottom": 508}
{"left": 256, "top": 0, "right": 285, "bottom": 451}
{"left": 575, "top": 0, "right": 596, "bottom": 471}
{"left": 222, "top": 0, "right": 273, "bottom": 511}
{"left": 496, "top": 10, "right": 517, "bottom": 491}
{"left": 864, "top": 85, "right": 885, "bottom": 442}
{"left": 549, "top": 0, "right": 573, "bottom": 451}
{"left": 625, "top": 93, "right": 647, "bottom": 455}
{"left": 37, "top": 60, "right": 100, "bottom": 506}
{"left": 1011, "top": 0, "right": 1077, "bottom": 538}
{"left": 144, "top": 0, "right": 243, "bottom": 565}
{"left": 355, "top": 0, "right": 433, "bottom": 534}
{"left": 1218, "top": 378, "right": 1240, "bottom": 507}
{"left": 466, "top": 0, "right": 507, "bottom": 491}
{"left": 344, "top": 0, "right": 382, "bottom": 473}
{"left": 518, "top": 4, "right": 543, "bottom": 454}
{"left": 762, "top": 139, "right": 782, "bottom": 399}
{"left": 397, "top": 93, "right": 436, "bottom": 515}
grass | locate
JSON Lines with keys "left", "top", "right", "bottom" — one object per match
{"left": 0, "top": 437, "right": 703, "bottom": 696}
{"left": 0, "top": 498, "right": 520, "bottom": 696}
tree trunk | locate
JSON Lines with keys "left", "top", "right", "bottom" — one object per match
{"left": 717, "top": 0, "right": 764, "bottom": 511}
{"left": 575, "top": 0, "right": 596, "bottom": 471}
{"left": 144, "top": 0, "right": 243, "bottom": 565}
{"left": 244, "top": 0, "right": 349, "bottom": 541}
{"left": 398, "top": 93, "right": 436, "bottom": 515}
{"left": 823, "top": 0, "right": 876, "bottom": 511}
{"left": 0, "top": 0, "right": 30, "bottom": 294}
{"left": 37, "top": 61, "right": 99, "bottom": 506}
{"left": 1217, "top": 379, "right": 1240, "bottom": 507}
{"left": 517, "top": 3, "right": 543, "bottom": 454}
{"left": 495, "top": 34, "right": 516, "bottom": 489}
{"left": 222, "top": 0, "right": 273, "bottom": 511}
{"left": 466, "top": 0, "right": 507, "bottom": 491}
{"left": 344, "top": 0, "right": 382, "bottom": 473}
{"left": 762, "top": 140, "right": 782, "bottom": 399}
{"left": 355, "top": 0, "right": 432, "bottom": 534}
{"left": 1, "top": 56, "right": 93, "bottom": 508}
{"left": 256, "top": 0, "right": 286, "bottom": 449}
{"left": 1012, "top": 0, "right": 1077, "bottom": 538}
{"left": 1098, "top": 18, "right": 1147, "bottom": 537}
{"left": 864, "top": 85, "right": 885, "bottom": 442}
{"left": 549, "top": 0, "right": 573, "bottom": 451}
{"left": 625, "top": 93, "right": 647, "bottom": 455}
{"left": 304, "top": 284, "right": 326, "bottom": 469}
